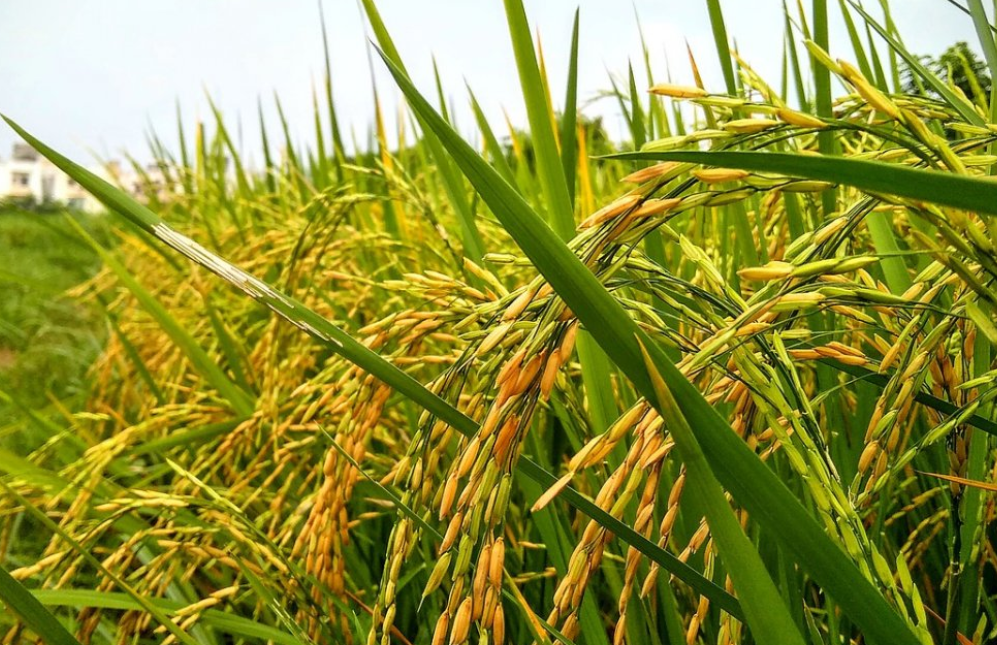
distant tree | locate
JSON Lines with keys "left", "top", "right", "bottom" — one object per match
{"left": 902, "top": 41, "right": 992, "bottom": 106}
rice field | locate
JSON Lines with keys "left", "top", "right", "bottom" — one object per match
{"left": 3, "top": 1, "right": 997, "bottom": 644}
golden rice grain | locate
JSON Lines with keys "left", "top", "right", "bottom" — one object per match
{"left": 450, "top": 598, "right": 473, "bottom": 645}
{"left": 489, "top": 538, "right": 505, "bottom": 588}
{"left": 531, "top": 472, "right": 574, "bottom": 512}
{"left": 776, "top": 107, "right": 828, "bottom": 128}
{"left": 737, "top": 261, "right": 794, "bottom": 281}
{"left": 432, "top": 613, "right": 450, "bottom": 645}
{"left": 621, "top": 162, "right": 680, "bottom": 184}
{"left": 440, "top": 512, "right": 463, "bottom": 553}
{"left": 692, "top": 168, "right": 751, "bottom": 184}
{"left": 492, "top": 604, "right": 505, "bottom": 645}
{"left": 722, "top": 118, "right": 781, "bottom": 134}
{"left": 648, "top": 83, "right": 707, "bottom": 99}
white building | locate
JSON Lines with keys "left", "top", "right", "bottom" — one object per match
{"left": 0, "top": 141, "right": 164, "bottom": 213}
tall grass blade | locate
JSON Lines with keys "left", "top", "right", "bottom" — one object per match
{"left": 32, "top": 590, "right": 310, "bottom": 645}
{"left": 0, "top": 565, "right": 83, "bottom": 645}
{"left": 705, "top": 0, "right": 737, "bottom": 94}
{"left": 359, "top": 0, "right": 486, "bottom": 262}
{"left": 610, "top": 149, "right": 997, "bottom": 216}
{"left": 639, "top": 340, "right": 806, "bottom": 645}
{"left": 467, "top": 85, "right": 518, "bottom": 186}
{"left": 811, "top": 0, "right": 838, "bottom": 214}
{"left": 66, "top": 221, "right": 255, "bottom": 416}
{"left": 319, "top": 0, "right": 346, "bottom": 181}
{"left": 560, "top": 9, "right": 580, "bottom": 207}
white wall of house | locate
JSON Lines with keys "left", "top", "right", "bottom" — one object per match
{"left": 0, "top": 142, "right": 136, "bottom": 213}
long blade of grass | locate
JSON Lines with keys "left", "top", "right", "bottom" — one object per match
{"left": 560, "top": 9, "right": 580, "bottom": 207}
{"left": 67, "top": 221, "right": 255, "bottom": 417}
{"left": 608, "top": 149, "right": 997, "bottom": 216}
{"left": 784, "top": 3, "right": 811, "bottom": 111}
{"left": 811, "top": 0, "right": 838, "bottom": 215}
{"left": 31, "top": 589, "right": 308, "bottom": 645}
{"left": 0, "top": 565, "right": 83, "bottom": 645}
{"left": 837, "top": 0, "right": 875, "bottom": 84}
{"left": 968, "top": 1, "right": 997, "bottom": 100}
{"left": 503, "top": 0, "right": 574, "bottom": 238}
{"left": 206, "top": 93, "right": 251, "bottom": 202}
{"left": 318, "top": 0, "right": 346, "bottom": 181}
{"left": 639, "top": 340, "right": 806, "bottom": 645}
{"left": 705, "top": 0, "right": 737, "bottom": 95}
{"left": 919, "top": 471, "right": 997, "bottom": 492}
{"left": 374, "top": 51, "right": 921, "bottom": 645}
{"left": 467, "top": 85, "right": 517, "bottom": 187}
{"left": 359, "top": 0, "right": 486, "bottom": 262}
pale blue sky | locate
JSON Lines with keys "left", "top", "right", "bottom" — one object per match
{"left": 0, "top": 1, "right": 978, "bottom": 167}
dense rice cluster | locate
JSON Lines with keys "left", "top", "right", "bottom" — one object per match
{"left": 3, "top": 3, "right": 997, "bottom": 645}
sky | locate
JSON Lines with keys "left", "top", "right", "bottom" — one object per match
{"left": 0, "top": 1, "right": 981, "bottom": 168}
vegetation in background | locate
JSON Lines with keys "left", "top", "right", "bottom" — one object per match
{"left": 0, "top": 208, "right": 107, "bottom": 441}
{"left": 904, "top": 41, "right": 993, "bottom": 105}
{"left": 2, "top": 2, "right": 997, "bottom": 645}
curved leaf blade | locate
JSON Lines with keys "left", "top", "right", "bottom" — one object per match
{"left": 0, "top": 566, "right": 82, "bottom": 645}
{"left": 640, "top": 341, "right": 806, "bottom": 645}
{"left": 608, "top": 149, "right": 997, "bottom": 216}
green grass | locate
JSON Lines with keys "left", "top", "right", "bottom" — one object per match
{"left": 0, "top": 208, "right": 107, "bottom": 434}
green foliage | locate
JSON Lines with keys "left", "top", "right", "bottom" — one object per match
{"left": 2, "top": 3, "right": 997, "bottom": 645}
{"left": 903, "top": 41, "right": 993, "bottom": 105}
{"left": 0, "top": 209, "right": 107, "bottom": 430}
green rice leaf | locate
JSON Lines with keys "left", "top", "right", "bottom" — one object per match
{"left": 32, "top": 589, "right": 308, "bottom": 645}
{"left": 560, "top": 9, "right": 581, "bottom": 206}
{"left": 0, "top": 565, "right": 82, "bottom": 645}
{"left": 66, "top": 220, "right": 255, "bottom": 417}
{"left": 639, "top": 340, "right": 806, "bottom": 645}
{"left": 359, "top": 0, "right": 486, "bottom": 262}
{"left": 607, "top": 149, "right": 997, "bottom": 216}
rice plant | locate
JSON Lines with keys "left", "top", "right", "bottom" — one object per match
{"left": 3, "top": 1, "right": 997, "bottom": 644}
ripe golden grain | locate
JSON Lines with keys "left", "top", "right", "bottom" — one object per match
{"left": 579, "top": 194, "right": 641, "bottom": 229}
{"left": 648, "top": 83, "right": 707, "bottom": 98}
{"left": 738, "top": 261, "right": 794, "bottom": 281}
{"left": 492, "top": 604, "right": 505, "bottom": 645}
{"left": 531, "top": 472, "right": 574, "bottom": 512}
{"left": 432, "top": 613, "right": 450, "bottom": 645}
{"left": 489, "top": 538, "right": 505, "bottom": 588}
{"left": 478, "top": 323, "right": 512, "bottom": 355}
{"left": 692, "top": 168, "right": 751, "bottom": 184}
{"left": 440, "top": 476, "right": 459, "bottom": 520}
{"left": 858, "top": 441, "right": 880, "bottom": 475}
{"left": 621, "top": 162, "right": 680, "bottom": 184}
{"left": 450, "top": 597, "right": 473, "bottom": 645}
{"left": 776, "top": 107, "right": 828, "bottom": 128}
{"left": 440, "top": 512, "right": 463, "bottom": 553}
{"left": 632, "top": 197, "right": 682, "bottom": 219}
{"left": 723, "top": 118, "right": 781, "bottom": 134}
